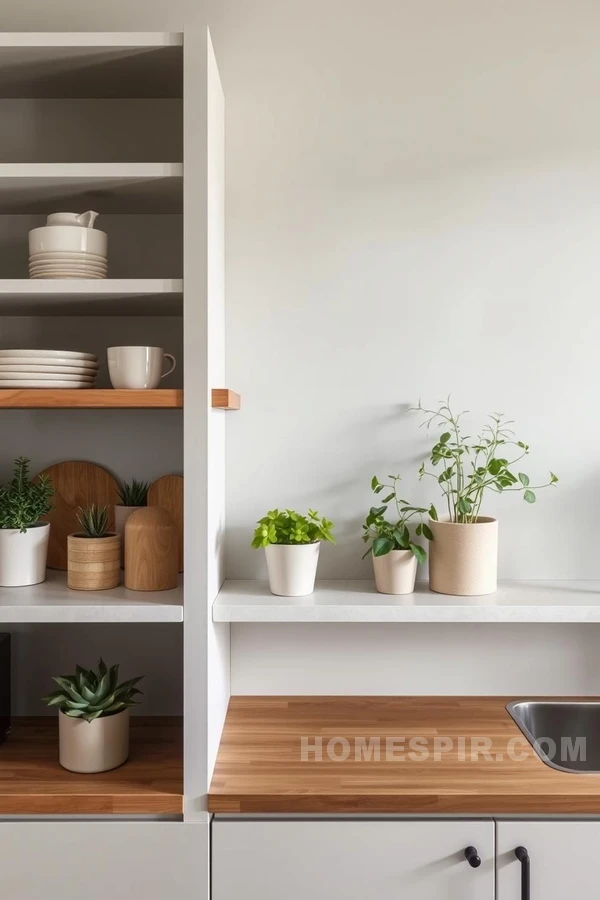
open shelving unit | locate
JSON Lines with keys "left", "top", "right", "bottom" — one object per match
{"left": 0, "top": 279, "right": 183, "bottom": 315}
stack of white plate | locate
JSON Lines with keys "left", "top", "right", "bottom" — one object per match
{"left": 28, "top": 251, "right": 107, "bottom": 280}
{"left": 0, "top": 350, "right": 99, "bottom": 388}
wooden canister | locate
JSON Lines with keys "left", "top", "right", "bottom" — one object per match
{"left": 124, "top": 507, "right": 178, "bottom": 591}
{"left": 67, "top": 533, "right": 121, "bottom": 591}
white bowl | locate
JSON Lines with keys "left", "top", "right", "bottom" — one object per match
{"left": 0, "top": 349, "right": 98, "bottom": 361}
{"left": 30, "top": 272, "right": 106, "bottom": 280}
{"left": 29, "top": 225, "right": 107, "bottom": 256}
{"left": 30, "top": 251, "right": 107, "bottom": 261}
{"left": 0, "top": 363, "right": 98, "bottom": 375}
{"left": 0, "top": 379, "right": 94, "bottom": 388}
{"left": 29, "top": 264, "right": 107, "bottom": 274}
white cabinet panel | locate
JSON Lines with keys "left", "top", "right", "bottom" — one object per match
{"left": 497, "top": 820, "right": 600, "bottom": 900}
{"left": 0, "top": 822, "right": 204, "bottom": 900}
{"left": 213, "top": 820, "right": 494, "bottom": 900}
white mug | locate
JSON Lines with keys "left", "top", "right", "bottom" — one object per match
{"left": 107, "top": 346, "right": 176, "bottom": 390}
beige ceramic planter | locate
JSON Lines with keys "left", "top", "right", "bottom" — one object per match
{"left": 67, "top": 532, "right": 121, "bottom": 591}
{"left": 372, "top": 550, "right": 417, "bottom": 595}
{"left": 428, "top": 516, "right": 498, "bottom": 596}
{"left": 59, "top": 708, "right": 130, "bottom": 773}
{"left": 265, "top": 543, "right": 320, "bottom": 596}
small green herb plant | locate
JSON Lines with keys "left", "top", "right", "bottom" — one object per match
{"left": 362, "top": 475, "right": 433, "bottom": 564}
{"left": 117, "top": 478, "right": 150, "bottom": 507}
{"left": 42, "top": 658, "right": 143, "bottom": 723}
{"left": 252, "top": 509, "right": 335, "bottom": 548}
{"left": 0, "top": 457, "right": 54, "bottom": 532}
{"left": 413, "top": 398, "right": 558, "bottom": 524}
{"left": 76, "top": 504, "right": 112, "bottom": 538}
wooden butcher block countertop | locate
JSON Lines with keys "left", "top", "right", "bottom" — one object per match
{"left": 208, "top": 697, "right": 600, "bottom": 815}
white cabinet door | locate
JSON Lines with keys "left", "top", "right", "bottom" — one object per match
{"left": 0, "top": 822, "right": 204, "bottom": 900}
{"left": 213, "top": 819, "right": 494, "bottom": 900}
{"left": 497, "top": 821, "right": 600, "bottom": 900}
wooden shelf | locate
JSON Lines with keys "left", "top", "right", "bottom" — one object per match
{"left": 213, "top": 579, "right": 600, "bottom": 623}
{"left": 0, "top": 389, "right": 182, "bottom": 409}
{"left": 212, "top": 389, "right": 241, "bottom": 410}
{"left": 0, "top": 163, "right": 182, "bottom": 213}
{"left": 0, "top": 570, "right": 182, "bottom": 623}
{"left": 0, "top": 279, "right": 183, "bottom": 315}
{"left": 0, "top": 717, "right": 182, "bottom": 815}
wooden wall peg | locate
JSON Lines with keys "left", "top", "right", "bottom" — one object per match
{"left": 124, "top": 508, "right": 178, "bottom": 592}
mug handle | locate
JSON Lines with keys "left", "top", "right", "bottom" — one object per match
{"left": 161, "top": 353, "right": 177, "bottom": 380}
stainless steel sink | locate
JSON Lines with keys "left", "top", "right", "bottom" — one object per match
{"left": 507, "top": 701, "right": 600, "bottom": 774}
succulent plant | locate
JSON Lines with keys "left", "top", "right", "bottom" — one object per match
{"left": 42, "top": 658, "right": 144, "bottom": 722}
{"left": 0, "top": 457, "right": 54, "bottom": 532}
{"left": 117, "top": 478, "right": 150, "bottom": 507}
{"left": 76, "top": 504, "right": 111, "bottom": 538}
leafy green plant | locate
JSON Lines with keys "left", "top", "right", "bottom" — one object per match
{"left": 362, "top": 475, "right": 433, "bottom": 564}
{"left": 413, "top": 398, "right": 558, "bottom": 524}
{"left": 117, "top": 478, "right": 150, "bottom": 506}
{"left": 252, "top": 509, "right": 335, "bottom": 548}
{"left": 0, "top": 457, "right": 54, "bottom": 532}
{"left": 76, "top": 504, "right": 112, "bottom": 538}
{"left": 42, "top": 658, "right": 143, "bottom": 723}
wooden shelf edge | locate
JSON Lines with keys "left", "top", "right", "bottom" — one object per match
{"left": 0, "top": 389, "right": 183, "bottom": 409}
{"left": 212, "top": 388, "right": 241, "bottom": 410}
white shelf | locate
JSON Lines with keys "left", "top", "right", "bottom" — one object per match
{"left": 213, "top": 579, "right": 600, "bottom": 623}
{"left": 0, "top": 279, "right": 183, "bottom": 315}
{"left": 0, "top": 33, "right": 182, "bottom": 98}
{"left": 0, "top": 570, "right": 183, "bottom": 623}
{"left": 0, "top": 163, "right": 182, "bottom": 213}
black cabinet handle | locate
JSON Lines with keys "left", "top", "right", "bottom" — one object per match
{"left": 464, "top": 846, "right": 481, "bottom": 868}
{"left": 515, "top": 846, "right": 530, "bottom": 900}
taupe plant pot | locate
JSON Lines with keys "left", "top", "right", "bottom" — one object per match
{"left": 59, "top": 709, "right": 130, "bottom": 773}
{"left": 67, "top": 532, "right": 121, "bottom": 591}
{"left": 428, "top": 516, "right": 498, "bottom": 596}
{"left": 372, "top": 550, "right": 417, "bottom": 595}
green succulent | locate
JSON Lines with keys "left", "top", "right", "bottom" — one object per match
{"left": 117, "top": 479, "right": 150, "bottom": 507}
{"left": 0, "top": 457, "right": 54, "bottom": 532}
{"left": 42, "top": 658, "right": 143, "bottom": 723}
{"left": 252, "top": 508, "right": 335, "bottom": 548}
{"left": 76, "top": 504, "right": 111, "bottom": 538}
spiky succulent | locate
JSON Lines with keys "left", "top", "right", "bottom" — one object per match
{"left": 117, "top": 479, "right": 150, "bottom": 507}
{"left": 42, "top": 659, "right": 143, "bottom": 722}
{"left": 0, "top": 457, "right": 54, "bottom": 532}
{"left": 76, "top": 504, "right": 111, "bottom": 538}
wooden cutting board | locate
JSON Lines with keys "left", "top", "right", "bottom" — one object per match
{"left": 36, "top": 460, "right": 119, "bottom": 570}
{"left": 148, "top": 474, "right": 183, "bottom": 572}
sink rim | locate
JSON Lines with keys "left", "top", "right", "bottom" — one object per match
{"left": 507, "top": 699, "right": 600, "bottom": 776}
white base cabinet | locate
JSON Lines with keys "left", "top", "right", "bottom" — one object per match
{"left": 212, "top": 820, "right": 494, "bottom": 900}
{"left": 0, "top": 823, "right": 205, "bottom": 900}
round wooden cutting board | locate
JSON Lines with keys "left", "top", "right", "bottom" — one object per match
{"left": 36, "top": 460, "right": 120, "bottom": 570}
{"left": 147, "top": 474, "right": 183, "bottom": 572}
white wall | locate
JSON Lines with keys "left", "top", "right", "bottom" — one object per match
{"left": 1, "top": 1, "right": 597, "bottom": 582}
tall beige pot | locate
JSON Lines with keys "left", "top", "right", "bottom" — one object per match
{"left": 59, "top": 708, "right": 130, "bottom": 773}
{"left": 428, "top": 516, "right": 498, "bottom": 596}
{"left": 372, "top": 550, "right": 417, "bottom": 595}
{"left": 67, "top": 532, "right": 121, "bottom": 591}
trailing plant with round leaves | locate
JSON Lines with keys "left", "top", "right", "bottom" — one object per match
{"left": 252, "top": 509, "right": 335, "bottom": 548}
{"left": 413, "top": 398, "right": 558, "bottom": 524}
{"left": 42, "top": 658, "right": 143, "bottom": 723}
{"left": 117, "top": 478, "right": 150, "bottom": 506}
{"left": 362, "top": 475, "right": 433, "bottom": 564}
{"left": 76, "top": 504, "right": 111, "bottom": 538}
{"left": 0, "top": 457, "right": 54, "bottom": 532}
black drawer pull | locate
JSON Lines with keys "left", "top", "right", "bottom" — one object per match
{"left": 464, "top": 846, "right": 481, "bottom": 868}
{"left": 515, "top": 846, "right": 530, "bottom": 900}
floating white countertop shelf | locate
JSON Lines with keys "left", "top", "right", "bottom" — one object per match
{"left": 213, "top": 579, "right": 600, "bottom": 624}
{"left": 0, "top": 570, "right": 183, "bottom": 623}
{"left": 0, "top": 279, "right": 183, "bottom": 315}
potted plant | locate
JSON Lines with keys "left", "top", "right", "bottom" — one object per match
{"left": 414, "top": 399, "right": 558, "bottom": 596}
{"left": 67, "top": 504, "right": 120, "bottom": 591}
{"left": 114, "top": 478, "right": 150, "bottom": 566}
{"left": 362, "top": 475, "right": 433, "bottom": 594}
{"left": 42, "top": 658, "right": 144, "bottom": 773}
{"left": 252, "top": 508, "right": 335, "bottom": 596}
{"left": 0, "top": 457, "right": 54, "bottom": 587}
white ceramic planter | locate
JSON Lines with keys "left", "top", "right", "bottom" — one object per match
{"left": 0, "top": 522, "right": 50, "bottom": 587}
{"left": 59, "top": 708, "right": 130, "bottom": 774}
{"left": 265, "top": 542, "right": 320, "bottom": 596}
{"left": 114, "top": 504, "right": 143, "bottom": 567}
{"left": 428, "top": 516, "right": 498, "bottom": 596}
{"left": 372, "top": 549, "right": 417, "bottom": 595}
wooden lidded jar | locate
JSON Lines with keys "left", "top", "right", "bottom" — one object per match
{"left": 124, "top": 507, "right": 178, "bottom": 591}
{"left": 67, "top": 532, "right": 121, "bottom": 591}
